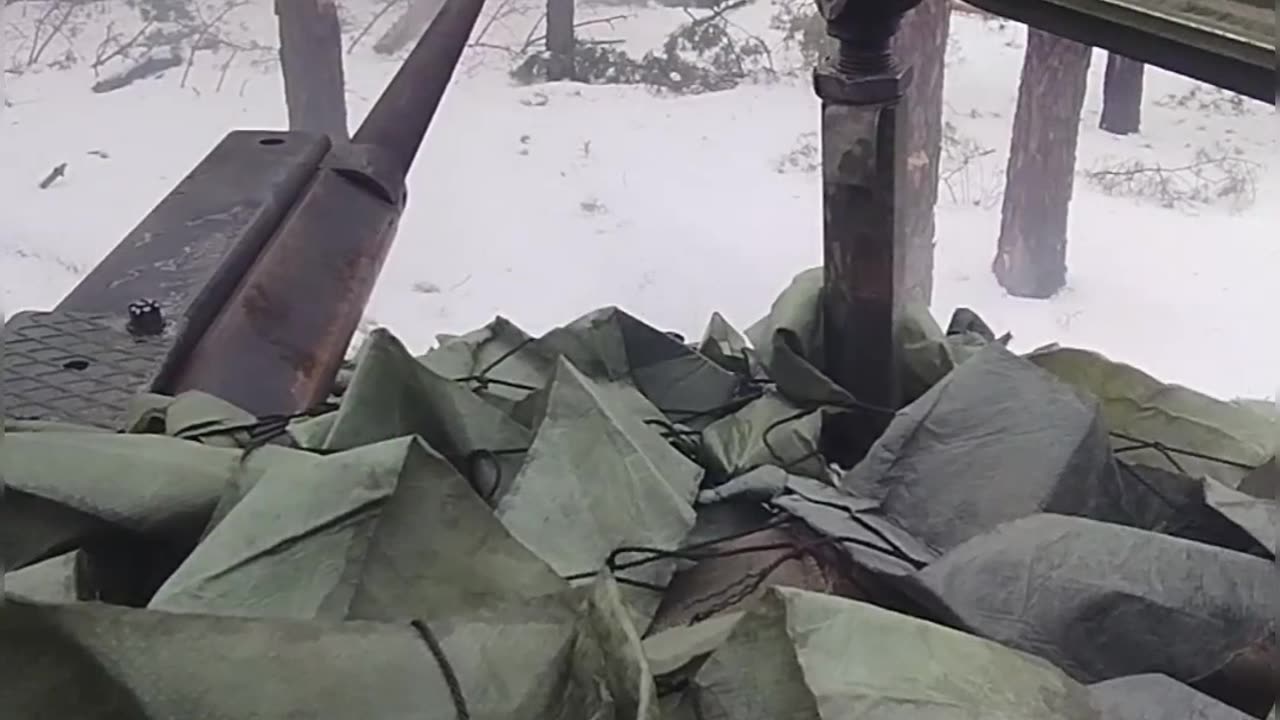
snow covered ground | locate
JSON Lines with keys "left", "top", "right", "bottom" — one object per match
{"left": 1, "top": 0, "right": 1276, "bottom": 401}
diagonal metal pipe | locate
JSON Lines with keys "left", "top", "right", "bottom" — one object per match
{"left": 165, "top": 0, "right": 488, "bottom": 416}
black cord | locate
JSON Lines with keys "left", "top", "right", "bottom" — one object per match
{"left": 451, "top": 338, "right": 540, "bottom": 393}
{"left": 644, "top": 418, "right": 705, "bottom": 461}
{"left": 761, "top": 407, "right": 823, "bottom": 473}
{"left": 1108, "top": 430, "right": 1262, "bottom": 515}
{"left": 780, "top": 486, "right": 928, "bottom": 570}
{"left": 564, "top": 514, "right": 796, "bottom": 583}
{"left": 1110, "top": 430, "right": 1257, "bottom": 471}
{"left": 464, "top": 447, "right": 529, "bottom": 503}
{"left": 170, "top": 403, "right": 337, "bottom": 460}
{"left": 410, "top": 619, "right": 471, "bottom": 720}
{"left": 1115, "top": 461, "right": 1184, "bottom": 516}
{"left": 680, "top": 531, "right": 926, "bottom": 626}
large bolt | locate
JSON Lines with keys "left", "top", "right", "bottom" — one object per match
{"left": 816, "top": 0, "right": 922, "bottom": 79}
{"left": 127, "top": 299, "right": 165, "bottom": 336}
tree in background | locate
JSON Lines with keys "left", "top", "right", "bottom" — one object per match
{"left": 374, "top": 0, "right": 447, "bottom": 56}
{"left": 992, "top": 29, "right": 1091, "bottom": 298}
{"left": 1099, "top": 53, "right": 1143, "bottom": 135}
{"left": 276, "top": 0, "right": 348, "bottom": 138}
{"left": 545, "top": 0, "right": 575, "bottom": 81}
{"left": 892, "top": 0, "right": 950, "bottom": 305}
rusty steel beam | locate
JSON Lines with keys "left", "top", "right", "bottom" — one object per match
{"left": 165, "top": 0, "right": 487, "bottom": 416}
{"left": 352, "top": 0, "right": 486, "bottom": 176}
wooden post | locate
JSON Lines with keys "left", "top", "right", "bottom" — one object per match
{"left": 276, "top": 0, "right": 349, "bottom": 138}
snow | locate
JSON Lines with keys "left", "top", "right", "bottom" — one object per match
{"left": 2, "top": 0, "right": 1276, "bottom": 402}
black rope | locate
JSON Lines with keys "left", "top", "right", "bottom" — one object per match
{"left": 1106, "top": 429, "right": 1270, "bottom": 521}
{"left": 1110, "top": 431, "right": 1257, "bottom": 471}
{"left": 171, "top": 402, "right": 338, "bottom": 459}
{"left": 686, "top": 548, "right": 803, "bottom": 624}
{"left": 679, "top": 531, "right": 926, "bottom": 625}
{"left": 410, "top": 619, "right": 471, "bottom": 720}
{"left": 603, "top": 514, "right": 798, "bottom": 574}
{"left": 456, "top": 376, "right": 540, "bottom": 393}
{"left": 656, "top": 391, "right": 765, "bottom": 426}
{"left": 464, "top": 447, "right": 529, "bottom": 503}
{"left": 645, "top": 418, "right": 705, "bottom": 462}
{"left": 761, "top": 407, "right": 823, "bottom": 473}
{"left": 563, "top": 515, "right": 794, "bottom": 583}
{"left": 754, "top": 402, "right": 927, "bottom": 571}
{"left": 1115, "top": 461, "right": 1184, "bottom": 516}
{"left": 176, "top": 403, "right": 336, "bottom": 441}
{"left": 451, "top": 338, "right": 539, "bottom": 393}
{"left": 780, "top": 486, "right": 928, "bottom": 570}
{"left": 566, "top": 524, "right": 923, "bottom": 621}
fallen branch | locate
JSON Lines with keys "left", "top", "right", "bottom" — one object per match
{"left": 92, "top": 49, "right": 184, "bottom": 94}
{"left": 180, "top": 0, "right": 247, "bottom": 88}
{"left": 92, "top": 19, "right": 157, "bottom": 75}
{"left": 215, "top": 47, "right": 239, "bottom": 92}
{"left": 683, "top": 0, "right": 749, "bottom": 29}
{"left": 1085, "top": 150, "right": 1261, "bottom": 210}
{"left": 38, "top": 162, "right": 67, "bottom": 189}
{"left": 26, "top": 0, "right": 76, "bottom": 66}
{"left": 522, "top": 14, "right": 628, "bottom": 52}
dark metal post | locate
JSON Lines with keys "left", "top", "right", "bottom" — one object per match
{"left": 815, "top": 0, "right": 921, "bottom": 465}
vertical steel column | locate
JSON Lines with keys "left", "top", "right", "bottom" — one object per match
{"left": 815, "top": 0, "right": 921, "bottom": 465}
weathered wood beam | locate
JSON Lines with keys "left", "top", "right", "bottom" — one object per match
{"left": 964, "top": 0, "right": 1272, "bottom": 104}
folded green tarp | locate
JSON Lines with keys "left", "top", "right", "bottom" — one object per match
{"left": 0, "top": 431, "right": 310, "bottom": 572}
{"left": 0, "top": 593, "right": 596, "bottom": 720}
{"left": 1090, "top": 674, "right": 1260, "bottom": 719}
{"left": 911, "top": 514, "right": 1279, "bottom": 714}
{"left": 685, "top": 587, "right": 1102, "bottom": 719}
{"left": 150, "top": 436, "right": 567, "bottom": 621}
{"left": 840, "top": 345, "right": 1127, "bottom": 554}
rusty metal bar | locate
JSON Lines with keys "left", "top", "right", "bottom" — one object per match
{"left": 352, "top": 0, "right": 487, "bottom": 176}
{"left": 816, "top": 1, "right": 919, "bottom": 465}
{"left": 165, "top": 0, "right": 487, "bottom": 416}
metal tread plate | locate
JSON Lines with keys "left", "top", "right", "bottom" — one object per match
{"left": 2, "top": 311, "right": 174, "bottom": 429}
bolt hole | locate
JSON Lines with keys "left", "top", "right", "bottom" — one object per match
{"left": 63, "top": 359, "right": 90, "bottom": 371}
{"left": 259, "top": 138, "right": 285, "bottom": 146}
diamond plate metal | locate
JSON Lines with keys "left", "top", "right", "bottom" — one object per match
{"left": 2, "top": 311, "right": 174, "bottom": 429}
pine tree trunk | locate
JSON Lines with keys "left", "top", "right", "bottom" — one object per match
{"left": 546, "top": 0, "right": 575, "bottom": 81}
{"left": 276, "top": 0, "right": 349, "bottom": 138}
{"left": 892, "top": 0, "right": 950, "bottom": 305}
{"left": 992, "top": 29, "right": 1091, "bottom": 299}
{"left": 1099, "top": 53, "right": 1143, "bottom": 135}
{"left": 373, "top": 0, "right": 447, "bottom": 56}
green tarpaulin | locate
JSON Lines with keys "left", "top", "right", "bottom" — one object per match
{"left": 2, "top": 274, "right": 1276, "bottom": 717}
